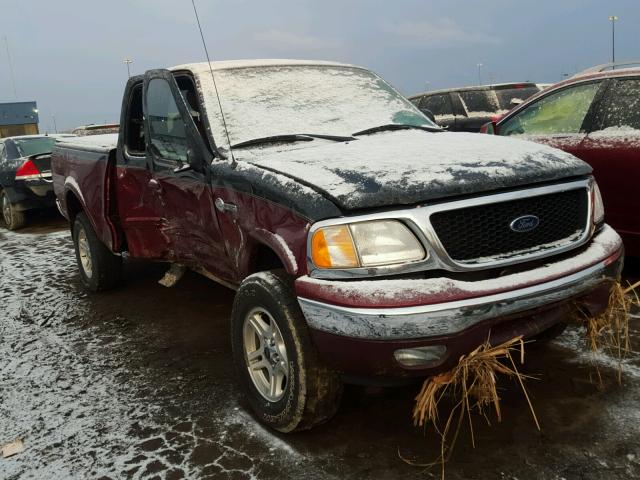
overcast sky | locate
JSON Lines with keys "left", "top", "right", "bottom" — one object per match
{"left": 1, "top": 0, "right": 638, "bottom": 131}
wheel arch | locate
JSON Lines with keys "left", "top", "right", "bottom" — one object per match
{"left": 246, "top": 229, "right": 300, "bottom": 277}
{"left": 65, "top": 189, "right": 84, "bottom": 225}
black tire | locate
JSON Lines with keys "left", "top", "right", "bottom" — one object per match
{"left": 231, "top": 270, "right": 343, "bottom": 432}
{"left": 72, "top": 212, "right": 122, "bottom": 292}
{"left": 1, "top": 189, "right": 26, "bottom": 230}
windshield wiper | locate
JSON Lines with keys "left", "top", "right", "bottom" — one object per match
{"left": 353, "top": 123, "right": 442, "bottom": 137}
{"left": 232, "top": 133, "right": 355, "bottom": 149}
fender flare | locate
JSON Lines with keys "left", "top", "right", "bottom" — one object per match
{"left": 63, "top": 176, "right": 87, "bottom": 213}
{"left": 250, "top": 228, "right": 300, "bottom": 276}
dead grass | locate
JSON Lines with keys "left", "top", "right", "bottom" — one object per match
{"left": 403, "top": 280, "right": 638, "bottom": 478}
{"left": 404, "top": 336, "right": 539, "bottom": 479}
{"left": 574, "top": 280, "right": 639, "bottom": 384}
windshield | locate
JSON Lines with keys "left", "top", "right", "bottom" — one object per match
{"left": 14, "top": 137, "right": 56, "bottom": 157}
{"left": 196, "top": 64, "right": 435, "bottom": 148}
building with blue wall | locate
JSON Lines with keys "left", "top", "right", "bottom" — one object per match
{"left": 0, "top": 101, "right": 39, "bottom": 137}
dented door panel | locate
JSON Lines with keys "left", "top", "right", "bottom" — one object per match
{"left": 115, "top": 165, "right": 175, "bottom": 260}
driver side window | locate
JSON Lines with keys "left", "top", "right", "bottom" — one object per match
{"left": 146, "top": 78, "right": 188, "bottom": 170}
{"left": 501, "top": 82, "right": 601, "bottom": 136}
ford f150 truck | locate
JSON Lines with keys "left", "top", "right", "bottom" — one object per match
{"left": 52, "top": 60, "right": 623, "bottom": 433}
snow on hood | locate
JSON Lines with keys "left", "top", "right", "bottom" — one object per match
{"left": 238, "top": 129, "right": 592, "bottom": 211}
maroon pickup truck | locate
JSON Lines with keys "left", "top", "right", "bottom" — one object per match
{"left": 52, "top": 60, "right": 623, "bottom": 432}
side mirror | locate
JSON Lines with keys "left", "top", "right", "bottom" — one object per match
{"left": 480, "top": 121, "right": 497, "bottom": 135}
{"left": 173, "top": 147, "right": 206, "bottom": 174}
{"left": 509, "top": 98, "right": 524, "bottom": 107}
{"left": 420, "top": 108, "right": 437, "bottom": 124}
{"left": 188, "top": 147, "right": 208, "bottom": 173}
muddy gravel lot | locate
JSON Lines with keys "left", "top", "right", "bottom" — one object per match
{"left": 1, "top": 212, "right": 639, "bottom": 480}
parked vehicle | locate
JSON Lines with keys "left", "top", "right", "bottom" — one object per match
{"left": 71, "top": 123, "right": 120, "bottom": 136}
{"left": 0, "top": 134, "right": 74, "bottom": 229}
{"left": 409, "top": 83, "right": 542, "bottom": 132}
{"left": 480, "top": 65, "right": 640, "bottom": 255}
{"left": 52, "top": 60, "right": 622, "bottom": 432}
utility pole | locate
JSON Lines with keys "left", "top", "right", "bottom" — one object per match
{"left": 608, "top": 15, "right": 618, "bottom": 65}
{"left": 4, "top": 36, "right": 18, "bottom": 99}
{"left": 477, "top": 63, "right": 483, "bottom": 86}
{"left": 123, "top": 59, "right": 133, "bottom": 78}
{"left": 52, "top": 115, "right": 58, "bottom": 134}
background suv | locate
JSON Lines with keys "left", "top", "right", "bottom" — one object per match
{"left": 409, "top": 83, "right": 541, "bottom": 132}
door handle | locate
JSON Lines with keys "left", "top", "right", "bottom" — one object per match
{"left": 215, "top": 197, "right": 238, "bottom": 214}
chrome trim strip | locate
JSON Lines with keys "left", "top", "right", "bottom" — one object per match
{"left": 15, "top": 172, "right": 52, "bottom": 180}
{"left": 298, "top": 259, "right": 611, "bottom": 340}
{"left": 307, "top": 179, "right": 594, "bottom": 279}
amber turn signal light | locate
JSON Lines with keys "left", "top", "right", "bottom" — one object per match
{"left": 311, "top": 225, "right": 359, "bottom": 269}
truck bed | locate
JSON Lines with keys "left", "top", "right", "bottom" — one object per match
{"left": 52, "top": 134, "right": 120, "bottom": 251}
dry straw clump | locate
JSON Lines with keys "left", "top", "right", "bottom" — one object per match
{"left": 407, "top": 336, "right": 539, "bottom": 478}
{"left": 574, "top": 279, "right": 639, "bottom": 383}
{"left": 406, "top": 280, "right": 638, "bottom": 478}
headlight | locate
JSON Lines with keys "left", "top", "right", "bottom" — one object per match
{"left": 310, "top": 220, "right": 426, "bottom": 269}
{"left": 592, "top": 181, "right": 604, "bottom": 225}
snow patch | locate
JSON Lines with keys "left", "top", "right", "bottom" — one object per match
{"left": 272, "top": 233, "right": 298, "bottom": 272}
{"left": 190, "top": 63, "right": 431, "bottom": 149}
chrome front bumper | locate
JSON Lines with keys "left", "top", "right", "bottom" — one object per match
{"left": 297, "top": 225, "right": 623, "bottom": 340}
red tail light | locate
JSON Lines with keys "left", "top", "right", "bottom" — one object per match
{"left": 15, "top": 158, "right": 41, "bottom": 180}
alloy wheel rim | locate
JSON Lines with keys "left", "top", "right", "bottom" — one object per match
{"left": 77, "top": 228, "right": 93, "bottom": 279}
{"left": 243, "top": 307, "right": 289, "bottom": 402}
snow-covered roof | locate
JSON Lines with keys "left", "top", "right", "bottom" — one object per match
{"left": 409, "top": 82, "right": 539, "bottom": 99}
{"left": 3, "top": 134, "right": 74, "bottom": 141}
{"left": 171, "top": 59, "right": 359, "bottom": 73}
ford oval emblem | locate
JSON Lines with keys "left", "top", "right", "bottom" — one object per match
{"left": 510, "top": 215, "right": 539, "bottom": 233}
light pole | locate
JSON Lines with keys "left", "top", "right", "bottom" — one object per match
{"left": 51, "top": 114, "right": 58, "bottom": 134}
{"left": 477, "top": 63, "right": 483, "bottom": 86}
{"left": 608, "top": 15, "right": 618, "bottom": 65}
{"left": 123, "top": 58, "right": 133, "bottom": 78}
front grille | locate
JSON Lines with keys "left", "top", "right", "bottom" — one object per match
{"left": 430, "top": 188, "right": 589, "bottom": 262}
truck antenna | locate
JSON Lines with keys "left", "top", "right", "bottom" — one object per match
{"left": 190, "top": 0, "right": 235, "bottom": 163}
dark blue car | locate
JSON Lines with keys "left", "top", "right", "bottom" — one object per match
{"left": 0, "top": 134, "right": 74, "bottom": 230}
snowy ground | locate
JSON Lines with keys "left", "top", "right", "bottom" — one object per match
{"left": 1, "top": 211, "right": 639, "bottom": 480}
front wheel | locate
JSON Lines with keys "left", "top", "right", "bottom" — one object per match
{"left": 72, "top": 212, "right": 122, "bottom": 292}
{"left": 231, "top": 270, "right": 343, "bottom": 432}
{"left": 1, "top": 189, "right": 26, "bottom": 230}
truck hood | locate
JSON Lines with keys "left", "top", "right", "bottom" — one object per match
{"left": 239, "top": 129, "right": 592, "bottom": 211}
